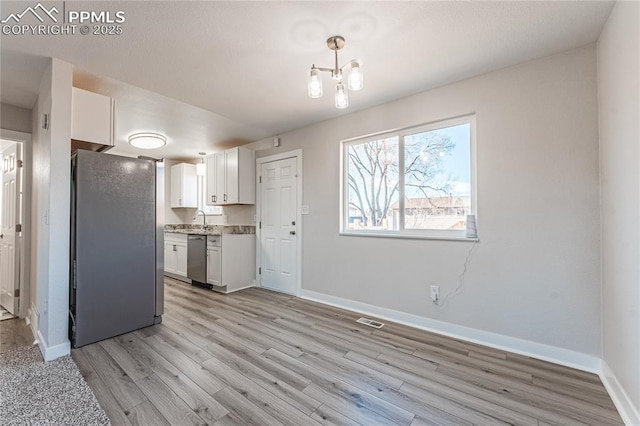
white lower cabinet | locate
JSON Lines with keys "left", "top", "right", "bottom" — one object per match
{"left": 164, "top": 233, "right": 188, "bottom": 278}
{"left": 175, "top": 245, "right": 187, "bottom": 276}
{"left": 206, "top": 234, "right": 255, "bottom": 293}
{"left": 206, "top": 245, "right": 222, "bottom": 287}
{"left": 165, "top": 232, "right": 254, "bottom": 290}
{"left": 164, "top": 242, "right": 177, "bottom": 274}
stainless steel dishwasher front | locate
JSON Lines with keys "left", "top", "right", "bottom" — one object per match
{"left": 187, "top": 234, "right": 207, "bottom": 285}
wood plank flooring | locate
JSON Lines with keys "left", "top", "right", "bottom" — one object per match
{"left": 72, "top": 278, "right": 623, "bottom": 425}
{"left": 0, "top": 316, "right": 34, "bottom": 354}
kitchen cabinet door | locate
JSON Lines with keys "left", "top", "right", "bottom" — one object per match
{"left": 205, "top": 155, "right": 217, "bottom": 205}
{"left": 207, "top": 246, "right": 222, "bottom": 287}
{"left": 175, "top": 244, "right": 188, "bottom": 277}
{"left": 225, "top": 147, "right": 239, "bottom": 204}
{"left": 207, "top": 147, "right": 255, "bottom": 206}
{"left": 71, "top": 87, "right": 115, "bottom": 148}
{"left": 164, "top": 242, "right": 177, "bottom": 274}
{"left": 170, "top": 163, "right": 197, "bottom": 208}
{"left": 215, "top": 152, "right": 226, "bottom": 204}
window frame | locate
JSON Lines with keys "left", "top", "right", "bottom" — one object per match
{"left": 340, "top": 114, "right": 477, "bottom": 241}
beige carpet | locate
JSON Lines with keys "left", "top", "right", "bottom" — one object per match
{"left": 0, "top": 345, "right": 110, "bottom": 425}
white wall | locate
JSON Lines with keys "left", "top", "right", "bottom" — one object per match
{"left": 597, "top": 1, "right": 640, "bottom": 423}
{"left": 248, "top": 46, "right": 602, "bottom": 364}
{"left": 1, "top": 103, "right": 32, "bottom": 134}
{"left": 30, "top": 58, "right": 73, "bottom": 360}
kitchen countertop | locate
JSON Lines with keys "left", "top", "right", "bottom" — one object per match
{"left": 165, "top": 224, "right": 255, "bottom": 235}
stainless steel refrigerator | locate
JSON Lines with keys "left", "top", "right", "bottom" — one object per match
{"left": 70, "top": 150, "right": 164, "bottom": 348}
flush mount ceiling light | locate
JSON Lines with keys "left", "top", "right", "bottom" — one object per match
{"left": 196, "top": 152, "right": 206, "bottom": 176}
{"left": 128, "top": 132, "right": 166, "bottom": 149}
{"left": 307, "top": 35, "right": 363, "bottom": 109}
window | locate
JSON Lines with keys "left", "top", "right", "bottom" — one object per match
{"left": 341, "top": 115, "right": 475, "bottom": 239}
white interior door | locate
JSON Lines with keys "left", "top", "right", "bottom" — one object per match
{"left": 260, "top": 157, "right": 298, "bottom": 294}
{"left": 1, "top": 143, "right": 21, "bottom": 315}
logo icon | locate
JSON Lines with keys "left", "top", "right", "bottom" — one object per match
{"left": 1, "top": 2, "right": 59, "bottom": 24}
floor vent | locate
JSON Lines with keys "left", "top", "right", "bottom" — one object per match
{"left": 356, "top": 317, "right": 384, "bottom": 329}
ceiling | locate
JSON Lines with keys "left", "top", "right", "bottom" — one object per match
{"left": 0, "top": 1, "right": 614, "bottom": 159}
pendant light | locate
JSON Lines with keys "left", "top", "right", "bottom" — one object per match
{"left": 196, "top": 152, "right": 206, "bottom": 176}
{"left": 307, "top": 35, "right": 363, "bottom": 109}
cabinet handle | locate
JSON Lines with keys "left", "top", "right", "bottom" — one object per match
{"left": 211, "top": 195, "right": 214, "bottom": 203}
{"left": 179, "top": 198, "right": 182, "bottom": 206}
{"left": 224, "top": 194, "right": 227, "bottom": 202}
{"left": 173, "top": 245, "right": 177, "bottom": 251}
{"left": 213, "top": 195, "right": 217, "bottom": 202}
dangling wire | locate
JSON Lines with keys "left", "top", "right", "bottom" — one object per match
{"left": 436, "top": 241, "right": 478, "bottom": 307}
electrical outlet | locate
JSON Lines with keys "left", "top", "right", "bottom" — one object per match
{"left": 430, "top": 285, "right": 440, "bottom": 303}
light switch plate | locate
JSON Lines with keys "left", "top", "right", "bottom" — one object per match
{"left": 301, "top": 205, "right": 310, "bottom": 215}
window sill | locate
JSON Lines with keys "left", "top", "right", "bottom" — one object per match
{"left": 339, "top": 231, "right": 479, "bottom": 242}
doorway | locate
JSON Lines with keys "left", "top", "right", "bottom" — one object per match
{"left": 0, "top": 139, "right": 23, "bottom": 318}
{"left": 256, "top": 150, "right": 302, "bottom": 295}
{"left": 0, "top": 129, "right": 30, "bottom": 321}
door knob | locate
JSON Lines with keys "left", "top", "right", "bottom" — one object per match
{"left": 289, "top": 230, "right": 296, "bottom": 235}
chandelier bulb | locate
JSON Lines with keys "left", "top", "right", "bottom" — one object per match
{"left": 308, "top": 68, "right": 323, "bottom": 98}
{"left": 335, "top": 82, "right": 349, "bottom": 109}
{"left": 348, "top": 62, "right": 364, "bottom": 91}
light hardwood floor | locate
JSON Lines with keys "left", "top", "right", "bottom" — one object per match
{"left": 0, "top": 316, "right": 33, "bottom": 354}
{"left": 72, "top": 278, "right": 623, "bottom": 425}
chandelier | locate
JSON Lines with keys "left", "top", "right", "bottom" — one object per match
{"left": 307, "top": 35, "right": 363, "bottom": 109}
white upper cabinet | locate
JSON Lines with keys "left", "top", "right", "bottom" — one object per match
{"left": 170, "top": 163, "right": 197, "bottom": 208}
{"left": 206, "top": 147, "right": 255, "bottom": 205}
{"left": 71, "top": 87, "right": 115, "bottom": 147}
{"left": 205, "top": 154, "right": 216, "bottom": 204}
{"left": 215, "top": 151, "right": 226, "bottom": 202}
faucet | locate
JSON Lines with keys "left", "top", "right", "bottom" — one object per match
{"left": 194, "top": 209, "right": 207, "bottom": 228}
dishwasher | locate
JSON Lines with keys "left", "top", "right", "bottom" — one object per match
{"left": 187, "top": 235, "right": 209, "bottom": 288}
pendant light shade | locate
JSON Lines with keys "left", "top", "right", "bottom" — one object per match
{"left": 335, "top": 82, "right": 349, "bottom": 109}
{"left": 308, "top": 68, "right": 323, "bottom": 98}
{"left": 348, "top": 62, "right": 363, "bottom": 91}
{"left": 196, "top": 152, "right": 206, "bottom": 176}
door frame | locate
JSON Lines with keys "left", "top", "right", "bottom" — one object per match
{"left": 255, "top": 149, "right": 302, "bottom": 296}
{"left": 0, "top": 129, "right": 31, "bottom": 320}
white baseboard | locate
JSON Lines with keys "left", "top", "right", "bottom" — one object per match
{"left": 300, "top": 289, "right": 601, "bottom": 374}
{"left": 600, "top": 361, "right": 640, "bottom": 426}
{"left": 226, "top": 284, "right": 256, "bottom": 294}
{"left": 35, "top": 330, "right": 70, "bottom": 361}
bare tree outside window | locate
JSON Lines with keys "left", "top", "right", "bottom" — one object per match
{"left": 345, "top": 121, "right": 472, "bottom": 233}
{"left": 347, "top": 136, "right": 399, "bottom": 229}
